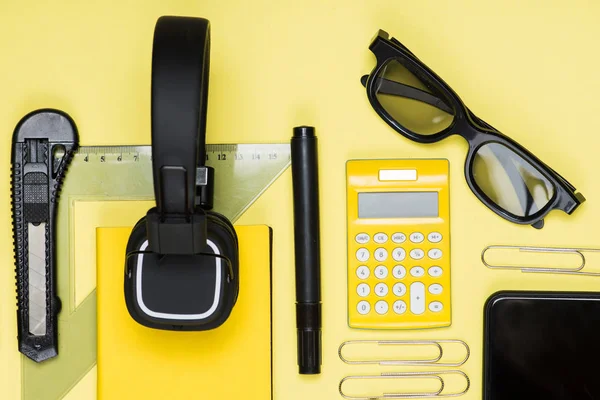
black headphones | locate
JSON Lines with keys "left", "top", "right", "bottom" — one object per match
{"left": 124, "top": 16, "right": 239, "bottom": 331}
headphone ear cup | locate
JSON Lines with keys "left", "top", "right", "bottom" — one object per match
{"left": 124, "top": 212, "right": 240, "bottom": 330}
{"left": 125, "top": 216, "right": 148, "bottom": 255}
{"left": 124, "top": 216, "right": 149, "bottom": 326}
{"left": 206, "top": 211, "right": 240, "bottom": 308}
{"left": 208, "top": 211, "right": 238, "bottom": 246}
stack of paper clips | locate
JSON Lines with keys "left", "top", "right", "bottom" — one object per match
{"left": 338, "top": 339, "right": 470, "bottom": 399}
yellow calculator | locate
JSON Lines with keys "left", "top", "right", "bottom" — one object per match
{"left": 346, "top": 159, "right": 451, "bottom": 329}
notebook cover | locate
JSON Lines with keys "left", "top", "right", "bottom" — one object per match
{"left": 96, "top": 225, "right": 272, "bottom": 399}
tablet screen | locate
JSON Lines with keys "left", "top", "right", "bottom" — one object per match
{"left": 484, "top": 292, "right": 600, "bottom": 400}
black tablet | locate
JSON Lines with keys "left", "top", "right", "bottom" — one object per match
{"left": 484, "top": 291, "right": 600, "bottom": 400}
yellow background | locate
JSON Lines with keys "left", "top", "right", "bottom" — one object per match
{"left": 1, "top": 1, "right": 600, "bottom": 399}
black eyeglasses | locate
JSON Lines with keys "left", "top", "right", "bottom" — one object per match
{"left": 362, "top": 30, "right": 585, "bottom": 229}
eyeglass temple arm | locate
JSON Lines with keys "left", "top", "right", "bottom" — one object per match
{"left": 360, "top": 75, "right": 454, "bottom": 114}
{"left": 390, "top": 37, "right": 418, "bottom": 58}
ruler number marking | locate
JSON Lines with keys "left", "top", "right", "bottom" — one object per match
{"left": 76, "top": 145, "right": 288, "bottom": 166}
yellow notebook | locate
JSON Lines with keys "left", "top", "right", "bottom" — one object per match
{"left": 96, "top": 226, "right": 272, "bottom": 399}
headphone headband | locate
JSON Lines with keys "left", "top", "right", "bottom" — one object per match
{"left": 151, "top": 16, "right": 210, "bottom": 215}
{"left": 146, "top": 16, "right": 211, "bottom": 254}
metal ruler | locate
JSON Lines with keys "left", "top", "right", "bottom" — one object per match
{"left": 23, "top": 143, "right": 290, "bottom": 400}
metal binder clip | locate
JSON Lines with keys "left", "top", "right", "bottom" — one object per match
{"left": 482, "top": 245, "right": 600, "bottom": 276}
{"left": 338, "top": 340, "right": 470, "bottom": 367}
{"left": 339, "top": 370, "right": 471, "bottom": 399}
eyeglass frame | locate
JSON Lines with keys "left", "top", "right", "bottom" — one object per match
{"left": 362, "top": 29, "right": 585, "bottom": 229}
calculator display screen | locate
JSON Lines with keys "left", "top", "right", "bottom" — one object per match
{"left": 358, "top": 192, "right": 438, "bottom": 218}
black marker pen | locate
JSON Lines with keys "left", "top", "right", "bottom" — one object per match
{"left": 291, "top": 125, "right": 322, "bottom": 375}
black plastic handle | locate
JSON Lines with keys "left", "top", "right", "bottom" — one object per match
{"left": 151, "top": 16, "right": 210, "bottom": 216}
{"left": 11, "top": 109, "right": 79, "bottom": 362}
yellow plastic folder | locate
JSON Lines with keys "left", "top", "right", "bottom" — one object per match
{"left": 96, "top": 226, "right": 272, "bottom": 399}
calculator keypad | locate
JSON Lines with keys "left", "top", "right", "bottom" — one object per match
{"left": 349, "top": 228, "right": 450, "bottom": 329}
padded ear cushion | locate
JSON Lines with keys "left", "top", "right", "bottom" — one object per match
{"left": 126, "top": 216, "right": 148, "bottom": 255}
{"left": 206, "top": 211, "right": 240, "bottom": 313}
{"left": 124, "top": 213, "right": 239, "bottom": 330}
{"left": 208, "top": 211, "right": 238, "bottom": 247}
{"left": 124, "top": 216, "right": 150, "bottom": 327}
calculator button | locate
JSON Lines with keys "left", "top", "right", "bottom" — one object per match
{"left": 410, "top": 232, "right": 424, "bottom": 243}
{"left": 392, "top": 232, "right": 406, "bottom": 244}
{"left": 356, "top": 266, "right": 370, "bottom": 279}
{"left": 393, "top": 300, "right": 407, "bottom": 314}
{"left": 428, "top": 232, "right": 442, "bottom": 243}
{"left": 392, "top": 265, "right": 406, "bottom": 279}
{"left": 357, "top": 301, "right": 371, "bottom": 315}
{"left": 357, "top": 283, "right": 371, "bottom": 297}
{"left": 428, "top": 284, "right": 443, "bottom": 295}
{"left": 393, "top": 283, "right": 406, "bottom": 296}
{"left": 410, "top": 282, "right": 426, "bottom": 315}
{"left": 410, "top": 249, "right": 424, "bottom": 260}
{"left": 373, "top": 233, "right": 388, "bottom": 244}
{"left": 429, "top": 301, "right": 443, "bottom": 312}
{"left": 428, "top": 248, "right": 442, "bottom": 260}
{"left": 356, "top": 248, "right": 370, "bottom": 262}
{"left": 375, "top": 301, "right": 389, "bottom": 315}
{"left": 355, "top": 233, "right": 370, "bottom": 244}
{"left": 392, "top": 248, "right": 406, "bottom": 261}
{"left": 375, "top": 283, "right": 389, "bottom": 297}
{"left": 374, "top": 265, "right": 388, "bottom": 279}
{"left": 374, "top": 248, "right": 388, "bottom": 262}
{"left": 410, "top": 267, "right": 425, "bottom": 277}
{"left": 428, "top": 266, "right": 443, "bottom": 277}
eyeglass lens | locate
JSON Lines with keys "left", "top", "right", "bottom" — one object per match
{"left": 374, "top": 59, "right": 455, "bottom": 135}
{"left": 471, "top": 142, "right": 555, "bottom": 217}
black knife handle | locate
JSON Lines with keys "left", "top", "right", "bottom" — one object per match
{"left": 11, "top": 109, "right": 78, "bottom": 362}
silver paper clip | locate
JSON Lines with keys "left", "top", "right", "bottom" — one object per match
{"left": 482, "top": 245, "right": 600, "bottom": 276}
{"left": 339, "top": 370, "right": 471, "bottom": 399}
{"left": 338, "top": 340, "right": 470, "bottom": 367}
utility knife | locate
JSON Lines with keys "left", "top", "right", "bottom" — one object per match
{"left": 11, "top": 109, "right": 79, "bottom": 362}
